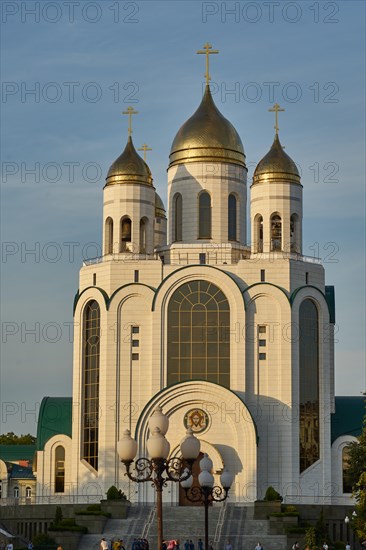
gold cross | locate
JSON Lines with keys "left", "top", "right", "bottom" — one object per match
{"left": 197, "top": 42, "right": 219, "bottom": 86}
{"left": 138, "top": 143, "right": 152, "bottom": 161}
{"left": 122, "top": 106, "right": 139, "bottom": 136}
{"left": 268, "top": 103, "right": 285, "bottom": 135}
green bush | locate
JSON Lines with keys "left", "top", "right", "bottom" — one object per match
{"left": 283, "top": 505, "right": 298, "bottom": 513}
{"left": 54, "top": 506, "right": 63, "bottom": 525}
{"left": 305, "top": 526, "right": 317, "bottom": 549}
{"left": 32, "top": 533, "right": 56, "bottom": 547}
{"left": 87, "top": 504, "right": 102, "bottom": 511}
{"left": 75, "top": 510, "right": 111, "bottom": 517}
{"left": 106, "top": 485, "right": 127, "bottom": 501}
{"left": 270, "top": 511, "right": 299, "bottom": 517}
{"left": 264, "top": 486, "right": 283, "bottom": 501}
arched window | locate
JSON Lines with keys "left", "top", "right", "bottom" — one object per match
{"left": 254, "top": 214, "right": 263, "bottom": 253}
{"left": 299, "top": 299, "right": 319, "bottom": 472}
{"left": 104, "top": 217, "right": 113, "bottom": 255}
{"left": 271, "top": 213, "right": 282, "bottom": 251}
{"left": 55, "top": 445, "right": 65, "bottom": 493}
{"left": 82, "top": 300, "right": 100, "bottom": 471}
{"left": 25, "top": 487, "right": 31, "bottom": 498}
{"left": 120, "top": 217, "right": 132, "bottom": 252}
{"left": 140, "top": 218, "right": 147, "bottom": 253}
{"left": 290, "top": 213, "right": 299, "bottom": 253}
{"left": 198, "top": 192, "right": 211, "bottom": 239}
{"left": 342, "top": 446, "right": 352, "bottom": 493}
{"left": 167, "top": 280, "right": 230, "bottom": 388}
{"left": 174, "top": 194, "right": 183, "bottom": 242}
{"left": 14, "top": 486, "right": 19, "bottom": 498}
{"left": 228, "top": 194, "right": 237, "bottom": 241}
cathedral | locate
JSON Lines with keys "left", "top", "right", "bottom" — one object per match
{"left": 27, "top": 48, "right": 363, "bottom": 507}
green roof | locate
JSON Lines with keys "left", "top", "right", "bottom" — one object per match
{"left": 0, "top": 445, "right": 36, "bottom": 463}
{"left": 36, "top": 397, "right": 72, "bottom": 450}
{"left": 331, "top": 396, "right": 365, "bottom": 443}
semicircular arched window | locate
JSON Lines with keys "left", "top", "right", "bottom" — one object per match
{"left": 299, "top": 299, "right": 319, "bottom": 473}
{"left": 198, "top": 192, "right": 212, "bottom": 239}
{"left": 167, "top": 280, "right": 230, "bottom": 387}
{"left": 82, "top": 300, "right": 100, "bottom": 471}
{"left": 174, "top": 193, "right": 183, "bottom": 242}
{"left": 228, "top": 194, "right": 237, "bottom": 241}
{"left": 55, "top": 445, "right": 65, "bottom": 493}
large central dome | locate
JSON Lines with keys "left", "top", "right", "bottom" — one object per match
{"left": 169, "top": 85, "right": 246, "bottom": 168}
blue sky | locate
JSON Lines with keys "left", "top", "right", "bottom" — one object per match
{"left": 1, "top": 1, "right": 365, "bottom": 434}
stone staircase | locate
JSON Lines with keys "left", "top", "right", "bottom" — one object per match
{"left": 77, "top": 504, "right": 289, "bottom": 550}
{"left": 220, "top": 505, "right": 288, "bottom": 550}
{"left": 77, "top": 505, "right": 153, "bottom": 550}
{"left": 146, "top": 504, "right": 221, "bottom": 547}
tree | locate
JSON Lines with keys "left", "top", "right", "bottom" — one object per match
{"left": 352, "top": 471, "right": 366, "bottom": 542}
{"left": 347, "top": 410, "right": 366, "bottom": 542}
{"left": 0, "top": 432, "right": 36, "bottom": 445}
{"left": 347, "top": 414, "right": 366, "bottom": 489}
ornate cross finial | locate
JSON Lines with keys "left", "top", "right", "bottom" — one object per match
{"left": 122, "top": 106, "right": 139, "bottom": 136}
{"left": 138, "top": 143, "right": 152, "bottom": 161}
{"left": 197, "top": 42, "right": 219, "bottom": 86}
{"left": 268, "top": 103, "right": 285, "bottom": 135}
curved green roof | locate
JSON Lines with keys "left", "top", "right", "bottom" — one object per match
{"left": 0, "top": 445, "right": 36, "bottom": 463}
{"left": 331, "top": 396, "right": 365, "bottom": 443}
{"left": 36, "top": 397, "right": 72, "bottom": 450}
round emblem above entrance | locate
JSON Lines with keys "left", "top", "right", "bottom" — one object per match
{"left": 183, "top": 408, "right": 210, "bottom": 434}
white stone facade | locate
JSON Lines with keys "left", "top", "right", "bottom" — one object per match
{"left": 34, "top": 92, "right": 358, "bottom": 507}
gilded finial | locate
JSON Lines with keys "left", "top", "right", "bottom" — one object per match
{"left": 268, "top": 103, "right": 285, "bottom": 135}
{"left": 122, "top": 106, "right": 139, "bottom": 136}
{"left": 138, "top": 143, "right": 152, "bottom": 162}
{"left": 197, "top": 42, "right": 219, "bottom": 86}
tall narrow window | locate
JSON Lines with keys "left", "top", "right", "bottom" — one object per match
{"left": 299, "top": 299, "right": 319, "bottom": 472}
{"left": 25, "top": 487, "right": 31, "bottom": 498}
{"left": 271, "top": 213, "right": 282, "bottom": 251}
{"left": 55, "top": 445, "right": 65, "bottom": 493}
{"left": 120, "top": 217, "right": 132, "bottom": 252}
{"left": 174, "top": 193, "right": 183, "bottom": 242}
{"left": 342, "top": 446, "right": 352, "bottom": 493}
{"left": 167, "top": 280, "right": 230, "bottom": 388}
{"left": 228, "top": 194, "right": 237, "bottom": 241}
{"left": 140, "top": 218, "right": 147, "bottom": 253}
{"left": 254, "top": 215, "right": 263, "bottom": 252}
{"left": 82, "top": 300, "right": 100, "bottom": 470}
{"left": 104, "top": 217, "right": 113, "bottom": 255}
{"left": 290, "top": 213, "right": 299, "bottom": 253}
{"left": 199, "top": 192, "right": 211, "bottom": 239}
{"left": 14, "top": 487, "right": 19, "bottom": 499}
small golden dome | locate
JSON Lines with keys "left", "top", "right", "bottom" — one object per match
{"left": 253, "top": 134, "right": 300, "bottom": 185}
{"left": 105, "top": 136, "right": 153, "bottom": 186}
{"left": 155, "top": 193, "right": 166, "bottom": 218}
{"left": 169, "top": 85, "right": 246, "bottom": 168}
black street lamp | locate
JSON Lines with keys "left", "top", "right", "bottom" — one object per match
{"left": 181, "top": 453, "right": 234, "bottom": 550}
{"left": 117, "top": 406, "right": 201, "bottom": 550}
{"left": 345, "top": 515, "right": 350, "bottom": 543}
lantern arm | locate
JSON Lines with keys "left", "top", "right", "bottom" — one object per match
{"left": 211, "top": 485, "right": 229, "bottom": 502}
{"left": 183, "top": 485, "right": 205, "bottom": 504}
{"left": 165, "top": 456, "right": 191, "bottom": 482}
{"left": 123, "top": 457, "right": 154, "bottom": 483}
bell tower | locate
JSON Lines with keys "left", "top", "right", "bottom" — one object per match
{"left": 251, "top": 104, "right": 303, "bottom": 256}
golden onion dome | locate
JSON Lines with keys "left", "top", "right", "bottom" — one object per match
{"left": 155, "top": 193, "right": 166, "bottom": 218}
{"left": 253, "top": 134, "right": 300, "bottom": 185}
{"left": 169, "top": 85, "right": 246, "bottom": 168}
{"left": 105, "top": 136, "right": 153, "bottom": 186}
